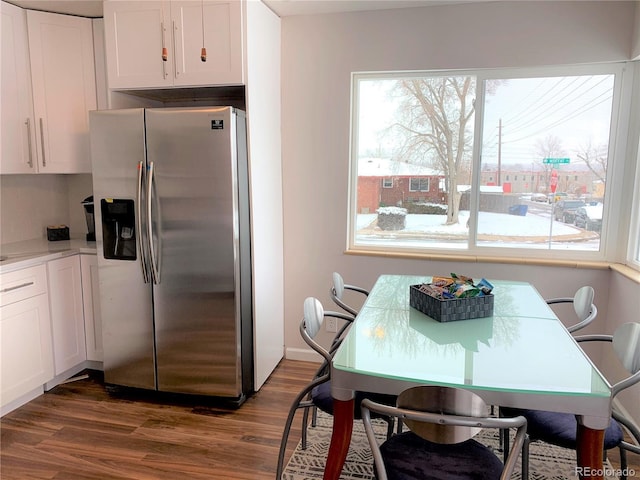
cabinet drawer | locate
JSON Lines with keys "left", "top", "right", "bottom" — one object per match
{"left": 0, "top": 264, "right": 48, "bottom": 307}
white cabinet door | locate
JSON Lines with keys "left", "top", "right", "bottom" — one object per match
{"left": 1, "top": 1, "right": 37, "bottom": 174}
{"left": 104, "top": 0, "right": 243, "bottom": 90}
{"left": 27, "top": 10, "right": 97, "bottom": 173}
{"left": 103, "top": 1, "right": 173, "bottom": 89}
{"left": 171, "top": 0, "right": 243, "bottom": 86}
{"left": 0, "top": 294, "right": 54, "bottom": 407}
{"left": 0, "top": 264, "right": 53, "bottom": 409}
{"left": 47, "top": 256, "right": 86, "bottom": 375}
{"left": 80, "top": 255, "right": 103, "bottom": 362}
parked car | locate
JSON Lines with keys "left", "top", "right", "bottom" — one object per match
{"left": 531, "top": 193, "right": 547, "bottom": 202}
{"left": 574, "top": 204, "right": 603, "bottom": 231}
{"left": 554, "top": 199, "right": 586, "bottom": 223}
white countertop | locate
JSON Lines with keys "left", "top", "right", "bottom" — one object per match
{"left": 0, "top": 237, "right": 97, "bottom": 274}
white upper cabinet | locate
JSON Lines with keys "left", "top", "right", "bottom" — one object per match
{"left": 27, "top": 10, "right": 97, "bottom": 173}
{"left": 1, "top": 1, "right": 37, "bottom": 174}
{"left": 104, "top": 0, "right": 243, "bottom": 89}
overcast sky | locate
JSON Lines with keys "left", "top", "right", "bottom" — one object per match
{"left": 357, "top": 74, "right": 615, "bottom": 169}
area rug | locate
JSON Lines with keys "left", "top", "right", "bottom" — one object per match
{"left": 282, "top": 411, "right": 619, "bottom": 480}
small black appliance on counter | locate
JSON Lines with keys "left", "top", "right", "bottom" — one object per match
{"left": 82, "top": 195, "right": 95, "bottom": 241}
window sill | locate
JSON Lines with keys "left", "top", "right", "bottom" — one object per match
{"left": 344, "top": 249, "right": 640, "bottom": 284}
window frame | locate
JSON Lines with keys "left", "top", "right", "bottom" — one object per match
{"left": 348, "top": 63, "right": 636, "bottom": 266}
{"left": 409, "top": 177, "right": 429, "bottom": 192}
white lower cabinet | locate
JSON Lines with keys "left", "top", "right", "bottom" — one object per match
{"left": 0, "top": 265, "right": 54, "bottom": 414}
{"left": 1, "top": 254, "right": 103, "bottom": 415}
{"left": 47, "top": 256, "right": 86, "bottom": 376}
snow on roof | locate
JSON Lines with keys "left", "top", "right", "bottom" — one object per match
{"left": 357, "top": 157, "right": 440, "bottom": 177}
{"left": 457, "top": 185, "right": 504, "bottom": 193}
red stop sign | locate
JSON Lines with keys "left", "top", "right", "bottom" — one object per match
{"left": 550, "top": 169, "right": 558, "bottom": 193}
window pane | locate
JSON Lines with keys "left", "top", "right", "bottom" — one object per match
{"left": 478, "top": 75, "right": 614, "bottom": 251}
{"left": 354, "top": 75, "right": 476, "bottom": 249}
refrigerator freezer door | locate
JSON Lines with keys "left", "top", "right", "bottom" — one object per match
{"left": 89, "top": 109, "right": 156, "bottom": 390}
{"left": 145, "top": 107, "right": 243, "bottom": 397}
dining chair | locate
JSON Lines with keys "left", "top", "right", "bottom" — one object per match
{"left": 329, "top": 271, "right": 369, "bottom": 317}
{"left": 546, "top": 285, "right": 597, "bottom": 334}
{"left": 500, "top": 322, "right": 640, "bottom": 480}
{"left": 275, "top": 297, "right": 396, "bottom": 479}
{"left": 361, "top": 385, "right": 528, "bottom": 480}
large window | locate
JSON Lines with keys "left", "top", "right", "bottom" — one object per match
{"left": 349, "top": 64, "right": 635, "bottom": 263}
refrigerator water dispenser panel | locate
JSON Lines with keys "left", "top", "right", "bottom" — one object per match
{"left": 101, "top": 199, "right": 136, "bottom": 260}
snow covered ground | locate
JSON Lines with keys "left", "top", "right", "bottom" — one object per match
{"left": 357, "top": 211, "right": 582, "bottom": 237}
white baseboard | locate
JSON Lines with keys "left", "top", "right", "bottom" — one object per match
{"left": 285, "top": 347, "right": 322, "bottom": 363}
{"left": 1, "top": 386, "right": 44, "bottom": 417}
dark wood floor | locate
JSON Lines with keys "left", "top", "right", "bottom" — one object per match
{"left": 0, "top": 359, "right": 318, "bottom": 480}
{"left": 1, "top": 359, "right": 638, "bottom": 479}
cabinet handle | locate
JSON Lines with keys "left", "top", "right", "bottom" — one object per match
{"left": 1, "top": 281, "right": 35, "bottom": 293}
{"left": 200, "top": 0, "right": 207, "bottom": 62}
{"left": 25, "top": 118, "right": 34, "bottom": 168}
{"left": 172, "top": 20, "right": 179, "bottom": 76}
{"left": 161, "top": 22, "right": 168, "bottom": 62}
{"left": 39, "top": 118, "right": 46, "bottom": 167}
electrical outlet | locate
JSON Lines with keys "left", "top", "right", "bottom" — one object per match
{"left": 326, "top": 317, "right": 338, "bottom": 333}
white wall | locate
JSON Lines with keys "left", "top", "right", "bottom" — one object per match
{"left": 0, "top": 174, "right": 92, "bottom": 244}
{"left": 280, "top": 1, "right": 640, "bottom": 419}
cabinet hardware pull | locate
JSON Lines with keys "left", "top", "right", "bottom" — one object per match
{"left": 172, "top": 20, "right": 178, "bottom": 76}
{"left": 26, "top": 118, "right": 34, "bottom": 168}
{"left": 161, "top": 21, "right": 168, "bottom": 62}
{"left": 201, "top": 0, "right": 206, "bottom": 62}
{"left": 39, "top": 118, "right": 46, "bottom": 167}
{"left": 1, "top": 281, "right": 35, "bottom": 293}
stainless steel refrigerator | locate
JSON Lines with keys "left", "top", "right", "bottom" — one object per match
{"left": 89, "top": 106, "right": 253, "bottom": 404}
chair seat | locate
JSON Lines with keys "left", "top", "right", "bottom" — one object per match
{"left": 379, "top": 431, "right": 504, "bottom": 480}
{"left": 500, "top": 407, "right": 624, "bottom": 450}
{"left": 311, "top": 382, "right": 396, "bottom": 419}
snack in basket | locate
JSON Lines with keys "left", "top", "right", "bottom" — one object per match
{"left": 418, "top": 274, "right": 493, "bottom": 300}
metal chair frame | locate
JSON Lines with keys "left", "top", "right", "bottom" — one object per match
{"left": 329, "top": 271, "right": 369, "bottom": 317}
{"left": 502, "top": 322, "right": 640, "bottom": 480}
{"left": 275, "top": 297, "right": 394, "bottom": 479}
{"left": 361, "top": 385, "right": 528, "bottom": 480}
{"left": 546, "top": 285, "right": 597, "bottom": 334}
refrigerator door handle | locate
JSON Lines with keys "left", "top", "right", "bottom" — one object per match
{"left": 136, "top": 161, "right": 150, "bottom": 283}
{"left": 147, "top": 161, "right": 160, "bottom": 284}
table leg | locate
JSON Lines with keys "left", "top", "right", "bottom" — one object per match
{"left": 323, "top": 398, "right": 354, "bottom": 480}
{"left": 576, "top": 423, "right": 605, "bottom": 480}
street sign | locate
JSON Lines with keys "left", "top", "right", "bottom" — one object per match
{"left": 543, "top": 157, "right": 570, "bottom": 164}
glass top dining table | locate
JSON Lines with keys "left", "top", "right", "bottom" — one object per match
{"left": 325, "top": 275, "right": 613, "bottom": 480}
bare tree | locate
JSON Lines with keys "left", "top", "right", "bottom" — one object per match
{"left": 534, "top": 134, "right": 566, "bottom": 192}
{"left": 575, "top": 139, "right": 607, "bottom": 183}
{"left": 391, "top": 76, "right": 475, "bottom": 225}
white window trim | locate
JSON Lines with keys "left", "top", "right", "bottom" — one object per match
{"left": 347, "top": 62, "right": 637, "bottom": 266}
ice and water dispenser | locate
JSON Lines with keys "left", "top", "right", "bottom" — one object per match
{"left": 100, "top": 199, "right": 136, "bottom": 260}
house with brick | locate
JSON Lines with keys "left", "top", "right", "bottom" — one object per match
{"left": 356, "top": 157, "right": 445, "bottom": 214}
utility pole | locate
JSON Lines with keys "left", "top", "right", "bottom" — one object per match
{"left": 497, "top": 119, "right": 502, "bottom": 186}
